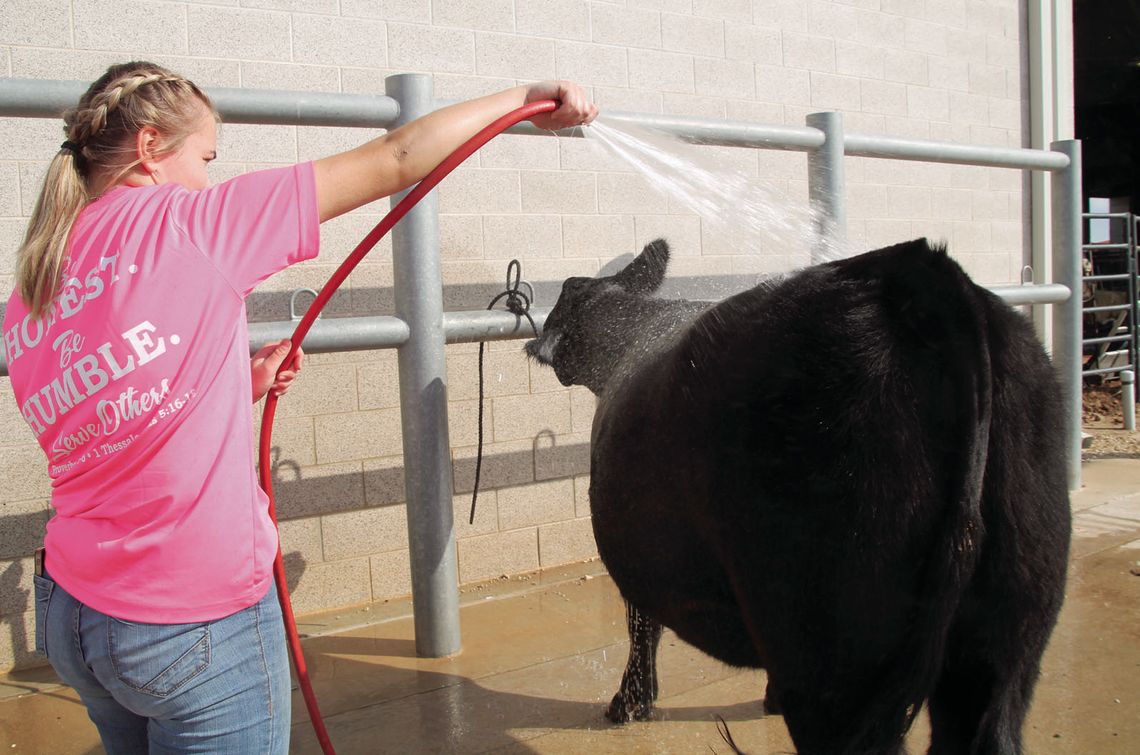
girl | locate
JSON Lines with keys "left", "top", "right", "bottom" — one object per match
{"left": 5, "top": 61, "right": 596, "bottom": 753}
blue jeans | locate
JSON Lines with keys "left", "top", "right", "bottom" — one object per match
{"left": 34, "top": 568, "right": 291, "bottom": 754}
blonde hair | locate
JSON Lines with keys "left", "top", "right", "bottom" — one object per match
{"left": 16, "top": 61, "right": 217, "bottom": 318}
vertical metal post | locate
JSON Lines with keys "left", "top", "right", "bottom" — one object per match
{"left": 1051, "top": 140, "right": 1083, "bottom": 490}
{"left": 385, "top": 73, "right": 462, "bottom": 657}
{"left": 806, "top": 111, "right": 847, "bottom": 263}
{"left": 1122, "top": 371, "right": 1136, "bottom": 432}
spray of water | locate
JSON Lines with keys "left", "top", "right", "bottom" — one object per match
{"left": 582, "top": 118, "right": 851, "bottom": 283}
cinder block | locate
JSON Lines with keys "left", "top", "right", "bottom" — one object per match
{"left": 457, "top": 528, "right": 538, "bottom": 584}
{"left": 573, "top": 474, "right": 591, "bottom": 518}
{"left": 987, "top": 96, "right": 1021, "bottom": 131}
{"left": 272, "top": 459, "right": 365, "bottom": 520}
{"left": 726, "top": 100, "right": 786, "bottom": 125}
{"left": 0, "top": 0, "right": 70, "bottom": 47}
{"left": 357, "top": 356, "right": 401, "bottom": 412}
{"left": 0, "top": 557, "right": 34, "bottom": 617}
{"left": 945, "top": 28, "right": 988, "bottom": 63}
{"left": 694, "top": 57, "right": 756, "bottom": 99}
{"left": 949, "top": 91, "right": 990, "bottom": 126}
{"left": 517, "top": 0, "right": 590, "bottom": 41}
{"left": 930, "top": 188, "right": 975, "bottom": 220}
{"left": 363, "top": 455, "right": 407, "bottom": 507}
{"left": 240, "top": 63, "right": 342, "bottom": 94}
{"left": 907, "top": 85, "right": 950, "bottom": 122}
{"left": 17, "top": 163, "right": 47, "bottom": 216}
{"left": 629, "top": 49, "right": 695, "bottom": 93}
{"left": 563, "top": 215, "right": 634, "bottom": 259}
{"left": 529, "top": 357, "right": 567, "bottom": 395}
{"left": 883, "top": 49, "right": 929, "bottom": 86}
{"left": 591, "top": 4, "right": 662, "bottom": 49}
{"left": 387, "top": 22, "right": 475, "bottom": 75}
{"left": 807, "top": 1, "right": 861, "bottom": 41}
{"left": 590, "top": 86, "right": 664, "bottom": 113}
{"left": 0, "top": 445, "right": 50, "bottom": 505}
{"left": 455, "top": 490, "right": 498, "bottom": 540}
{"left": 634, "top": 215, "right": 701, "bottom": 256}
{"left": 0, "top": 499, "right": 50, "bottom": 565}
{"left": 314, "top": 407, "right": 404, "bottom": 463}
{"left": 484, "top": 214, "right": 565, "bottom": 259}
{"left": 491, "top": 391, "right": 572, "bottom": 443}
{"left": 837, "top": 41, "right": 885, "bottom": 80}
{"left": 660, "top": 93, "right": 725, "bottom": 119}
{"left": 754, "top": 0, "right": 807, "bottom": 30}
{"left": 255, "top": 415, "right": 316, "bottom": 468}
{"left": 928, "top": 56, "right": 970, "bottom": 93}
{"left": 74, "top": 0, "right": 188, "bottom": 54}
{"left": 448, "top": 398, "right": 483, "bottom": 448}
{"left": 569, "top": 387, "right": 596, "bottom": 435}
{"left": 904, "top": 18, "right": 948, "bottom": 56}
{"left": 521, "top": 171, "right": 597, "bottom": 214}
{"left": 446, "top": 343, "right": 532, "bottom": 401}
{"left": 439, "top": 169, "right": 521, "bottom": 214}
{"left": 782, "top": 33, "right": 835, "bottom": 72}
{"left": 724, "top": 25, "right": 781, "bottom": 65}
{"left": 347, "top": 260, "right": 397, "bottom": 315}
{"left": 810, "top": 72, "right": 862, "bottom": 111}
{"left": 663, "top": 13, "right": 724, "bottom": 58}
{"left": 539, "top": 517, "right": 598, "bottom": 566}
{"left": 498, "top": 478, "right": 576, "bottom": 530}
{"left": 555, "top": 41, "right": 629, "bottom": 88}
{"left": 475, "top": 32, "right": 556, "bottom": 80}
{"left": 322, "top": 503, "right": 409, "bottom": 560}
{"left": 886, "top": 186, "right": 933, "bottom": 219}
{"left": 597, "top": 173, "right": 669, "bottom": 214}
{"left": 452, "top": 437, "right": 535, "bottom": 494}
{"left": 693, "top": 0, "right": 753, "bottom": 23}
{"left": 273, "top": 364, "right": 358, "bottom": 419}
{"left": 434, "top": 0, "right": 515, "bottom": 32}
{"left": 756, "top": 65, "right": 810, "bottom": 106}
{"left": 370, "top": 549, "right": 413, "bottom": 601}
{"left": 0, "top": 610, "right": 37, "bottom": 672}
{"left": 478, "top": 133, "right": 560, "bottom": 171}
{"left": 341, "top": 0, "right": 429, "bottom": 23}
{"left": 861, "top": 79, "right": 908, "bottom": 116}
{"left": 187, "top": 6, "right": 291, "bottom": 61}
{"left": 287, "top": 555, "right": 372, "bottom": 615}
{"left": 440, "top": 215, "right": 484, "bottom": 261}
{"left": 534, "top": 431, "right": 592, "bottom": 481}
{"left": 216, "top": 123, "right": 297, "bottom": 164}
{"left": 292, "top": 14, "right": 387, "bottom": 68}
{"left": 278, "top": 516, "right": 324, "bottom": 566}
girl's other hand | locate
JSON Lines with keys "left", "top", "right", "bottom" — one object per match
{"left": 524, "top": 81, "right": 598, "bottom": 130}
{"left": 251, "top": 339, "right": 304, "bottom": 402}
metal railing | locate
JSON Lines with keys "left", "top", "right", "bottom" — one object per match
{"left": 0, "top": 75, "right": 1083, "bottom": 659}
{"left": 1081, "top": 212, "right": 1138, "bottom": 381}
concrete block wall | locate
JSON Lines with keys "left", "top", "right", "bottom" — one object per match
{"left": 0, "top": 0, "right": 1029, "bottom": 671}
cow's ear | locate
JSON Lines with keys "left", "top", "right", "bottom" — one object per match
{"left": 613, "top": 239, "right": 670, "bottom": 295}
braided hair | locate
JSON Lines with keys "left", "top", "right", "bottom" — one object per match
{"left": 16, "top": 62, "right": 216, "bottom": 318}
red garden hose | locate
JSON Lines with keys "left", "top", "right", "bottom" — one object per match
{"left": 257, "top": 99, "right": 559, "bottom": 755}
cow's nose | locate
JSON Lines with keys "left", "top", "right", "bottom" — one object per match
{"left": 523, "top": 338, "right": 550, "bottom": 364}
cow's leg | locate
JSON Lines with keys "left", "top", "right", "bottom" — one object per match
{"left": 926, "top": 607, "right": 1056, "bottom": 755}
{"left": 606, "top": 602, "right": 664, "bottom": 723}
{"left": 777, "top": 686, "right": 909, "bottom": 755}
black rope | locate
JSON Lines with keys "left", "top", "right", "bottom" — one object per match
{"left": 470, "top": 260, "right": 538, "bottom": 524}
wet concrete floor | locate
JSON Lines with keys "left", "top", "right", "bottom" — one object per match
{"left": 0, "top": 457, "right": 1137, "bottom": 754}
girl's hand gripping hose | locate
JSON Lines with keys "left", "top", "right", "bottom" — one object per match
{"left": 257, "top": 98, "right": 565, "bottom": 755}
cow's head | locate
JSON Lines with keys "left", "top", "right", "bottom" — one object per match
{"left": 525, "top": 239, "right": 670, "bottom": 393}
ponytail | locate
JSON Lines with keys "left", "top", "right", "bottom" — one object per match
{"left": 16, "top": 145, "right": 90, "bottom": 319}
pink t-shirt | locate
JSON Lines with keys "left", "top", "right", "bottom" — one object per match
{"left": 3, "top": 163, "right": 319, "bottom": 623}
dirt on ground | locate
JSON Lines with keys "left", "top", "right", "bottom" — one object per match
{"left": 1082, "top": 382, "right": 1140, "bottom": 458}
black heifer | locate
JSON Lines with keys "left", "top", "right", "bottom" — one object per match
{"left": 525, "top": 239, "right": 1071, "bottom": 755}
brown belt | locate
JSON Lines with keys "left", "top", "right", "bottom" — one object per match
{"left": 34, "top": 547, "right": 45, "bottom": 577}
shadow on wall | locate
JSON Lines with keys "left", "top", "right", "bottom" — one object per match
{"left": 0, "top": 439, "right": 591, "bottom": 672}
{"left": 245, "top": 273, "right": 768, "bottom": 323}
